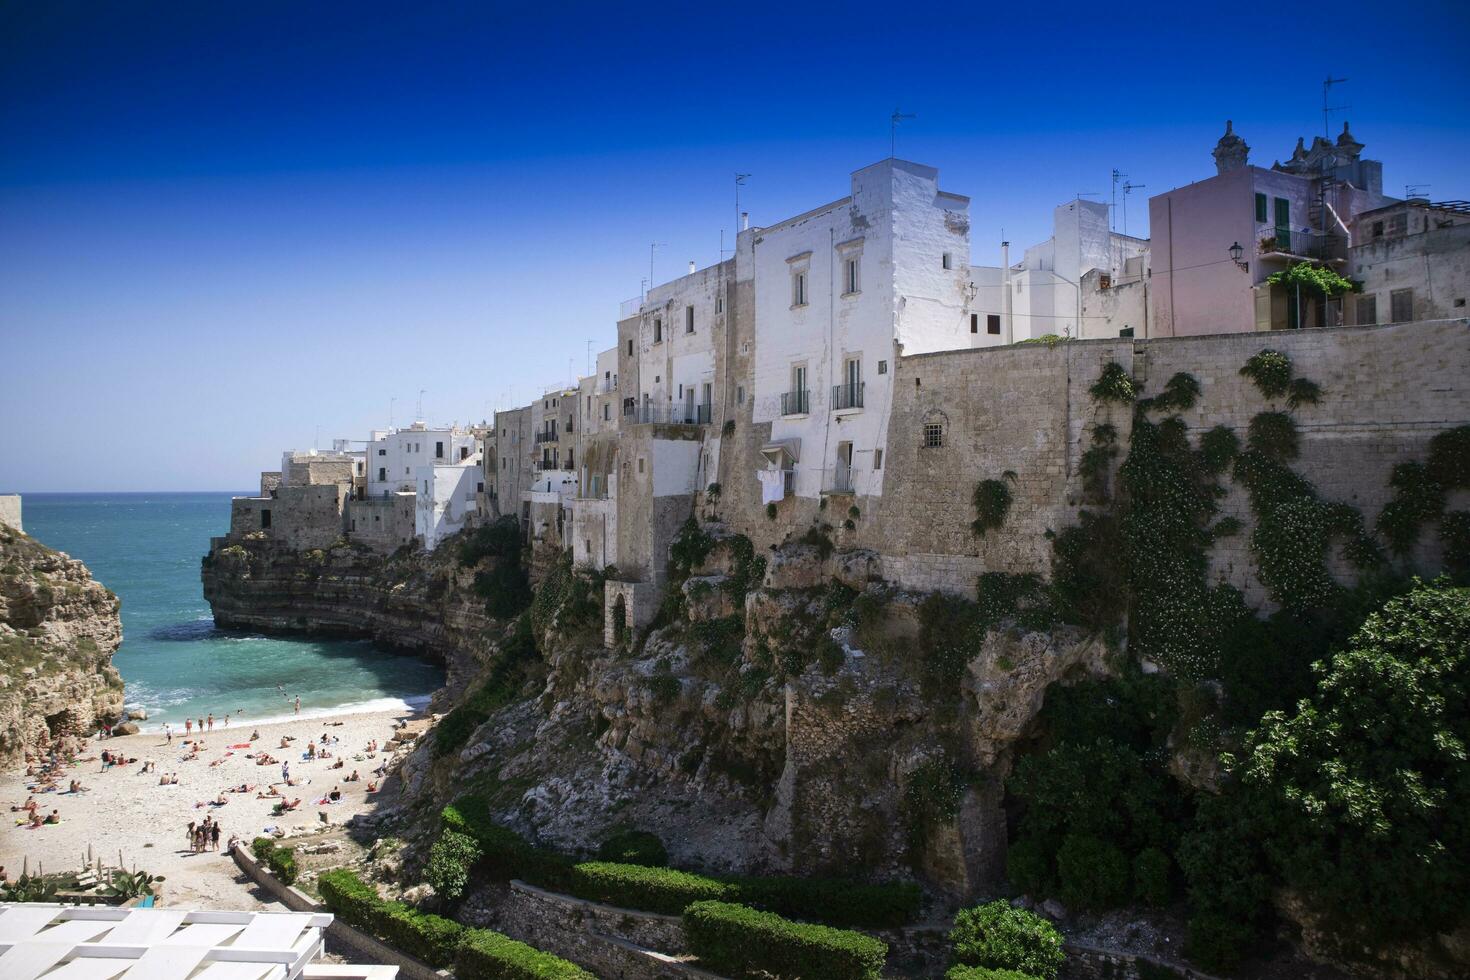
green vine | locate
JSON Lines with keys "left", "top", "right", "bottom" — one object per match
{"left": 1264, "top": 262, "right": 1358, "bottom": 297}
{"left": 972, "top": 473, "right": 1017, "bottom": 536}
{"left": 1090, "top": 362, "right": 1137, "bottom": 404}
{"left": 1376, "top": 426, "right": 1470, "bottom": 556}
{"left": 1239, "top": 350, "right": 1293, "bottom": 400}
{"left": 1079, "top": 424, "right": 1119, "bottom": 504}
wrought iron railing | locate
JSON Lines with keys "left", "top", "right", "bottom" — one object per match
{"left": 781, "top": 390, "right": 810, "bottom": 415}
{"left": 832, "top": 382, "right": 865, "bottom": 411}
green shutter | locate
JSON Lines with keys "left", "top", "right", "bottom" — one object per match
{"left": 1255, "top": 192, "right": 1267, "bottom": 223}
{"left": 1274, "top": 198, "right": 1291, "bottom": 251}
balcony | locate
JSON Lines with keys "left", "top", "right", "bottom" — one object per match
{"left": 832, "top": 382, "right": 865, "bottom": 411}
{"left": 636, "top": 403, "right": 712, "bottom": 425}
{"left": 826, "top": 470, "right": 855, "bottom": 494}
{"left": 1258, "top": 230, "right": 1347, "bottom": 265}
{"left": 597, "top": 377, "right": 618, "bottom": 394}
{"left": 534, "top": 430, "right": 558, "bottom": 445}
{"left": 781, "top": 390, "right": 810, "bottom": 416}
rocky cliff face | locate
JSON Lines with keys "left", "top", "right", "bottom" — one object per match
{"left": 201, "top": 539, "right": 499, "bottom": 698}
{"left": 0, "top": 524, "right": 124, "bottom": 767}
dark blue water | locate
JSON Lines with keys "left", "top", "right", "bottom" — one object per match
{"left": 19, "top": 493, "right": 444, "bottom": 729}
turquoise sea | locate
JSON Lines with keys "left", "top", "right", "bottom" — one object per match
{"left": 19, "top": 493, "right": 444, "bottom": 730}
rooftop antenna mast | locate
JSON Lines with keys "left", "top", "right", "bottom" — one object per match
{"left": 734, "top": 173, "right": 750, "bottom": 246}
{"left": 389, "top": 397, "right": 396, "bottom": 430}
{"left": 1405, "top": 183, "right": 1430, "bottom": 199}
{"left": 1322, "top": 76, "right": 1349, "bottom": 137}
{"left": 1110, "top": 169, "right": 1127, "bottom": 233}
{"left": 649, "top": 242, "right": 666, "bottom": 294}
{"left": 1122, "top": 180, "right": 1145, "bottom": 239}
{"left": 416, "top": 388, "right": 426, "bottom": 424}
{"left": 890, "top": 108, "right": 915, "bottom": 158}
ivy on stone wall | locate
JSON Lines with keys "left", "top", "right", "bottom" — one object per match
{"left": 1376, "top": 426, "right": 1470, "bottom": 556}
{"left": 971, "top": 473, "right": 1016, "bottom": 536}
{"left": 1089, "top": 361, "right": 1137, "bottom": 404}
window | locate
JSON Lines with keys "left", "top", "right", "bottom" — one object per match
{"left": 435, "top": 441, "right": 444, "bottom": 458}
{"left": 627, "top": 339, "right": 634, "bottom": 356}
{"left": 377, "top": 448, "right": 386, "bottom": 456}
{"left": 737, "top": 385, "right": 745, "bottom": 404}
{"left": 1255, "top": 192, "right": 1268, "bottom": 223}
{"left": 603, "top": 404, "right": 610, "bottom": 420}
{"left": 260, "top": 509, "right": 271, "bottom": 529}
{"left": 877, "top": 360, "right": 887, "bottom": 375}
{"left": 1356, "top": 295, "right": 1377, "bottom": 324}
{"left": 970, "top": 313, "right": 979, "bottom": 334}
{"left": 793, "top": 271, "right": 808, "bottom": 307}
{"left": 654, "top": 318, "right": 662, "bottom": 343}
{"left": 685, "top": 305, "right": 695, "bottom": 333}
{"left": 1390, "top": 288, "right": 1413, "bottom": 323}
{"left": 1372, "top": 220, "right": 1385, "bottom": 239}
{"left": 638, "top": 458, "right": 645, "bottom": 474}
{"left": 378, "top": 466, "right": 386, "bottom": 482}
{"left": 715, "top": 292, "right": 724, "bottom": 314}
{"left": 874, "top": 448, "right": 883, "bottom": 470}
{"left": 923, "top": 423, "right": 943, "bottom": 448}
{"left": 1387, "top": 213, "right": 1408, "bottom": 237}
{"left": 987, "top": 314, "right": 1001, "bottom": 335}
{"left": 460, "top": 446, "right": 469, "bottom": 460}
{"left": 942, "top": 252, "right": 953, "bottom": 270}
{"left": 844, "top": 258, "right": 859, "bottom": 294}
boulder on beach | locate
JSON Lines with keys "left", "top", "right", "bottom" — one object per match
{"left": 112, "top": 721, "right": 140, "bottom": 735}
{"left": 126, "top": 708, "right": 148, "bottom": 721}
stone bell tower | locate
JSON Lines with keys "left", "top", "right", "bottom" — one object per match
{"left": 1213, "top": 120, "right": 1250, "bottom": 174}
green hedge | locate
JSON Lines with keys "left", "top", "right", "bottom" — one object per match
{"left": 684, "top": 900, "right": 888, "bottom": 980}
{"left": 250, "top": 837, "right": 297, "bottom": 886}
{"left": 569, "top": 862, "right": 731, "bottom": 915}
{"left": 948, "top": 901, "right": 1065, "bottom": 980}
{"left": 444, "top": 801, "right": 920, "bottom": 928}
{"left": 456, "top": 928, "right": 596, "bottom": 980}
{"left": 596, "top": 830, "right": 668, "bottom": 867}
{"left": 731, "top": 875, "right": 921, "bottom": 929}
{"left": 319, "top": 869, "right": 588, "bottom": 976}
{"left": 441, "top": 797, "right": 575, "bottom": 891}
{"left": 944, "top": 967, "right": 1038, "bottom": 980}
{"left": 318, "top": 870, "right": 464, "bottom": 967}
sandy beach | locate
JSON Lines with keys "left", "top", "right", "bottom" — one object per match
{"left": 0, "top": 706, "right": 424, "bottom": 909}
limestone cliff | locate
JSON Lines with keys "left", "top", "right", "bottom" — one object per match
{"left": 200, "top": 539, "right": 500, "bottom": 698}
{"left": 0, "top": 524, "right": 124, "bottom": 766}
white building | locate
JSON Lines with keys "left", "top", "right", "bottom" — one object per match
{"left": 627, "top": 261, "right": 726, "bottom": 426}
{"left": 366, "top": 424, "right": 475, "bottom": 498}
{"left": 414, "top": 450, "right": 483, "bottom": 552}
{"left": 749, "top": 158, "right": 975, "bottom": 503}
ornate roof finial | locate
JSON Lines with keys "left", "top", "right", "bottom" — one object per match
{"left": 1337, "top": 120, "right": 1363, "bottom": 156}
{"left": 1213, "top": 120, "right": 1249, "bottom": 175}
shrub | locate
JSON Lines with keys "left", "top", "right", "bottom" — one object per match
{"left": 569, "top": 862, "right": 730, "bottom": 915}
{"left": 731, "top": 876, "right": 921, "bottom": 930}
{"left": 972, "top": 476, "right": 1015, "bottom": 536}
{"left": 441, "top": 800, "right": 574, "bottom": 891}
{"left": 251, "top": 837, "right": 276, "bottom": 861}
{"left": 945, "top": 968, "right": 1037, "bottom": 980}
{"left": 596, "top": 830, "right": 667, "bottom": 868}
{"left": 1183, "top": 912, "right": 1256, "bottom": 975}
{"left": 948, "top": 901, "right": 1065, "bottom": 980}
{"left": 1055, "top": 833, "right": 1128, "bottom": 910}
{"left": 1133, "top": 846, "right": 1172, "bottom": 907}
{"left": 426, "top": 828, "right": 482, "bottom": 902}
{"left": 1239, "top": 349, "right": 1293, "bottom": 399}
{"left": 1090, "top": 361, "right": 1137, "bottom": 403}
{"left": 456, "top": 928, "right": 595, "bottom": 979}
{"left": 318, "top": 869, "right": 464, "bottom": 967}
{"left": 267, "top": 845, "right": 298, "bottom": 886}
{"left": 1005, "top": 834, "right": 1054, "bottom": 897}
{"left": 684, "top": 900, "right": 887, "bottom": 980}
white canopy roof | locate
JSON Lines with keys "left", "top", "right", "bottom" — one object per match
{"left": 0, "top": 904, "right": 395, "bottom": 980}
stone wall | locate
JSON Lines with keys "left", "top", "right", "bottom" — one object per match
{"left": 230, "top": 484, "right": 349, "bottom": 552}
{"left": 346, "top": 493, "right": 415, "bottom": 553}
{"left": 716, "top": 319, "right": 1470, "bottom": 603}
{"left": 0, "top": 494, "right": 21, "bottom": 532}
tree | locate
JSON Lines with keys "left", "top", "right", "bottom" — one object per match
{"left": 1234, "top": 580, "right": 1470, "bottom": 942}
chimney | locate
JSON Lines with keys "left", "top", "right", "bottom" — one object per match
{"left": 741, "top": 212, "right": 750, "bottom": 231}
{"left": 1212, "top": 120, "right": 1250, "bottom": 175}
{"left": 688, "top": 260, "right": 696, "bottom": 275}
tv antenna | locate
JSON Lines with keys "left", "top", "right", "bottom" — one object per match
{"left": 389, "top": 397, "right": 396, "bottom": 430}
{"left": 1322, "top": 76, "right": 1349, "bottom": 137}
{"left": 649, "top": 242, "right": 666, "bottom": 291}
{"left": 735, "top": 173, "right": 750, "bottom": 243}
{"left": 890, "top": 108, "right": 915, "bottom": 158}
{"left": 1122, "top": 180, "right": 1146, "bottom": 238}
{"left": 1076, "top": 191, "right": 1101, "bottom": 200}
{"left": 416, "top": 388, "right": 426, "bottom": 424}
{"left": 1110, "top": 170, "right": 1127, "bottom": 232}
{"left": 1405, "top": 183, "right": 1431, "bottom": 199}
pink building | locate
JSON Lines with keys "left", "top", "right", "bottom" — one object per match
{"left": 1150, "top": 121, "right": 1389, "bottom": 336}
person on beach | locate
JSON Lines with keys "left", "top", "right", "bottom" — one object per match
{"left": 165, "top": 725, "right": 172, "bottom": 744}
{"left": 211, "top": 822, "right": 222, "bottom": 851}
{"left": 250, "top": 729, "right": 260, "bottom": 741}
{"left": 281, "top": 761, "right": 290, "bottom": 783}
{"left": 307, "top": 741, "right": 316, "bottom": 759}
{"left": 345, "top": 769, "right": 359, "bottom": 782}
{"left": 223, "top": 714, "right": 229, "bottom": 728}
{"left": 185, "top": 718, "right": 192, "bottom": 735}
{"left": 328, "top": 785, "right": 341, "bottom": 802}
{"left": 294, "top": 696, "right": 301, "bottom": 715}
{"left": 207, "top": 714, "right": 213, "bottom": 731}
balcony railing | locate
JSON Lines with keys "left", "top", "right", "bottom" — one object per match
{"left": 1259, "top": 230, "right": 1346, "bottom": 264}
{"left": 832, "top": 382, "right": 865, "bottom": 411}
{"left": 829, "top": 470, "right": 855, "bottom": 493}
{"left": 596, "top": 378, "right": 618, "bottom": 394}
{"left": 781, "top": 390, "right": 810, "bottom": 416}
{"left": 637, "top": 403, "right": 713, "bottom": 425}
{"left": 534, "top": 430, "right": 558, "bottom": 445}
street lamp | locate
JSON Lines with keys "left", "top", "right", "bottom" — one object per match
{"left": 1229, "top": 241, "right": 1248, "bottom": 272}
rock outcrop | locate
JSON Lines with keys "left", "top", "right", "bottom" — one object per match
{"left": 201, "top": 539, "right": 498, "bottom": 697}
{"left": 0, "top": 524, "right": 124, "bottom": 766}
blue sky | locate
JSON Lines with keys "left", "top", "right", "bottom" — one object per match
{"left": 3, "top": 1, "right": 1467, "bottom": 491}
